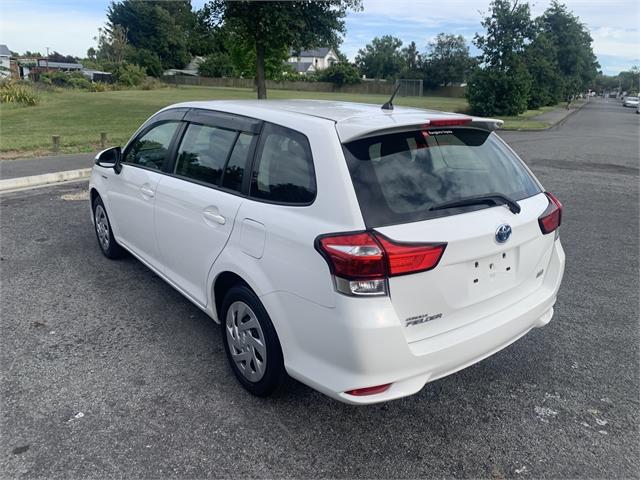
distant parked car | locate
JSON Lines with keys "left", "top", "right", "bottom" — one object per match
{"left": 623, "top": 96, "right": 639, "bottom": 108}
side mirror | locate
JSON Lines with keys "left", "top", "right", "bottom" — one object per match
{"left": 95, "top": 147, "right": 122, "bottom": 173}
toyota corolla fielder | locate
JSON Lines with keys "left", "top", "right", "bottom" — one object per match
{"left": 89, "top": 99, "right": 565, "bottom": 404}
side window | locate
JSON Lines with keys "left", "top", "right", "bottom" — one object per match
{"left": 174, "top": 123, "right": 237, "bottom": 186}
{"left": 250, "top": 124, "right": 316, "bottom": 204}
{"left": 221, "top": 132, "right": 254, "bottom": 192}
{"left": 124, "top": 122, "right": 179, "bottom": 170}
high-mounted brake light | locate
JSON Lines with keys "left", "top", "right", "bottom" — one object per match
{"left": 316, "top": 232, "right": 447, "bottom": 296}
{"left": 428, "top": 117, "right": 473, "bottom": 127}
{"left": 538, "top": 192, "right": 563, "bottom": 235}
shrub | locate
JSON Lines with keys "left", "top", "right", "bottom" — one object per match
{"left": 68, "top": 75, "right": 93, "bottom": 90}
{"left": 316, "top": 62, "right": 362, "bottom": 86}
{"left": 126, "top": 48, "right": 163, "bottom": 78}
{"left": 0, "top": 80, "right": 40, "bottom": 106}
{"left": 90, "top": 82, "right": 112, "bottom": 92}
{"left": 113, "top": 63, "right": 146, "bottom": 87}
{"left": 40, "top": 71, "right": 72, "bottom": 87}
{"left": 467, "top": 64, "right": 532, "bottom": 116}
{"left": 39, "top": 71, "right": 94, "bottom": 90}
{"left": 140, "top": 77, "right": 164, "bottom": 90}
{"left": 198, "top": 53, "right": 234, "bottom": 78}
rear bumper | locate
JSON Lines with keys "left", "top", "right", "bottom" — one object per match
{"left": 261, "top": 239, "right": 565, "bottom": 405}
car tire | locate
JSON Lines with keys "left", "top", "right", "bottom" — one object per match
{"left": 221, "top": 284, "right": 286, "bottom": 397}
{"left": 92, "top": 196, "right": 125, "bottom": 259}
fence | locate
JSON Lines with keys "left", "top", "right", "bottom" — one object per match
{"left": 162, "top": 75, "right": 394, "bottom": 95}
{"left": 162, "top": 75, "right": 467, "bottom": 98}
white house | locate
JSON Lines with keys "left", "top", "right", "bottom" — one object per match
{"left": 288, "top": 47, "right": 338, "bottom": 75}
{"left": 0, "top": 44, "right": 12, "bottom": 78}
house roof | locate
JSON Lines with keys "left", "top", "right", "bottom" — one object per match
{"left": 161, "top": 100, "right": 503, "bottom": 142}
{"left": 289, "top": 61, "right": 314, "bottom": 73}
{"left": 37, "top": 59, "right": 83, "bottom": 69}
{"left": 0, "top": 44, "right": 11, "bottom": 57}
{"left": 290, "top": 47, "right": 332, "bottom": 58}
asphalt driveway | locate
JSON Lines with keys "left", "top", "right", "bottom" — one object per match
{"left": 1, "top": 98, "right": 638, "bottom": 479}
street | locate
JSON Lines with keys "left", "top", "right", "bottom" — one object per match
{"left": 1, "top": 98, "right": 638, "bottom": 478}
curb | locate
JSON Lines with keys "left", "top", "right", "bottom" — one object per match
{"left": 0, "top": 168, "right": 91, "bottom": 193}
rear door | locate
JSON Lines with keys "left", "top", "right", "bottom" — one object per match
{"left": 153, "top": 110, "right": 261, "bottom": 306}
{"left": 342, "top": 127, "right": 555, "bottom": 343}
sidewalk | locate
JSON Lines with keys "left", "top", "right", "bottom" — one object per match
{"left": 0, "top": 153, "right": 94, "bottom": 193}
{"left": 530, "top": 99, "right": 588, "bottom": 126}
{"left": 0, "top": 153, "right": 94, "bottom": 180}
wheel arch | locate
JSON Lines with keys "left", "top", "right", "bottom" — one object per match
{"left": 212, "top": 271, "right": 252, "bottom": 322}
{"left": 90, "top": 187, "right": 100, "bottom": 206}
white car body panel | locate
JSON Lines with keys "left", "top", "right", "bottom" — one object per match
{"left": 154, "top": 175, "right": 243, "bottom": 306}
{"left": 107, "top": 165, "right": 163, "bottom": 268}
{"left": 89, "top": 100, "right": 566, "bottom": 404}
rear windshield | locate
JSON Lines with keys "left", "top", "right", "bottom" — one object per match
{"left": 342, "top": 128, "right": 541, "bottom": 227}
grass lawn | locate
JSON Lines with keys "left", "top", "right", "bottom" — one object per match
{"left": 500, "top": 105, "right": 560, "bottom": 130}
{"left": 0, "top": 85, "right": 559, "bottom": 157}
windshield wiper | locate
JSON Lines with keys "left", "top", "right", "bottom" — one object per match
{"left": 429, "top": 193, "right": 521, "bottom": 214}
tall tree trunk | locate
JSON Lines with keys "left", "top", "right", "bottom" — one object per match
{"left": 255, "top": 41, "right": 267, "bottom": 99}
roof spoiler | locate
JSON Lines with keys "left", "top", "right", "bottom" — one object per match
{"left": 336, "top": 115, "right": 504, "bottom": 143}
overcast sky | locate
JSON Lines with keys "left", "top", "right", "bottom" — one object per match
{"left": 1, "top": 0, "right": 638, "bottom": 75}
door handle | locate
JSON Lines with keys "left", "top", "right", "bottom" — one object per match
{"left": 203, "top": 209, "right": 226, "bottom": 225}
{"left": 140, "top": 184, "right": 155, "bottom": 198}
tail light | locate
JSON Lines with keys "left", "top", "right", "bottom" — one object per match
{"left": 538, "top": 192, "right": 563, "bottom": 235}
{"left": 316, "top": 231, "right": 446, "bottom": 296}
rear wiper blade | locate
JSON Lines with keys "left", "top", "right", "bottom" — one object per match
{"left": 429, "top": 193, "right": 521, "bottom": 214}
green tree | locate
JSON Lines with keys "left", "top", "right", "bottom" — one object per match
{"left": 468, "top": 0, "right": 534, "bottom": 115}
{"left": 95, "top": 25, "right": 129, "bottom": 64}
{"left": 539, "top": 1, "right": 599, "bottom": 97}
{"left": 592, "top": 73, "right": 619, "bottom": 93}
{"left": 618, "top": 66, "right": 640, "bottom": 93}
{"left": 355, "top": 35, "right": 404, "bottom": 79}
{"left": 422, "top": 33, "right": 474, "bottom": 88}
{"left": 202, "top": 0, "right": 361, "bottom": 99}
{"left": 48, "top": 51, "right": 77, "bottom": 63}
{"left": 399, "top": 41, "right": 422, "bottom": 78}
{"left": 125, "top": 48, "right": 163, "bottom": 77}
{"left": 523, "top": 29, "right": 563, "bottom": 108}
{"left": 467, "top": 64, "right": 532, "bottom": 116}
{"left": 107, "top": 0, "right": 193, "bottom": 70}
{"left": 198, "top": 51, "right": 234, "bottom": 77}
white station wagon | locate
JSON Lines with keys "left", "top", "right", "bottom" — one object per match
{"left": 89, "top": 99, "right": 565, "bottom": 404}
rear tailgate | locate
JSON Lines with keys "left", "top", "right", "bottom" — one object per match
{"left": 375, "top": 193, "right": 554, "bottom": 343}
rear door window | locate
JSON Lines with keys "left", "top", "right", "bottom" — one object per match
{"left": 250, "top": 123, "right": 316, "bottom": 204}
{"left": 174, "top": 124, "right": 237, "bottom": 186}
{"left": 342, "top": 128, "right": 541, "bottom": 227}
{"left": 221, "top": 132, "right": 254, "bottom": 193}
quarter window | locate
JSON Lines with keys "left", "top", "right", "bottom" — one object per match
{"left": 124, "top": 121, "right": 179, "bottom": 170}
{"left": 175, "top": 124, "right": 237, "bottom": 186}
{"left": 250, "top": 123, "right": 316, "bottom": 204}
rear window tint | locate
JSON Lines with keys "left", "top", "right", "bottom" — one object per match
{"left": 174, "top": 123, "right": 237, "bottom": 186}
{"left": 342, "top": 128, "right": 541, "bottom": 227}
{"left": 250, "top": 123, "right": 316, "bottom": 204}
